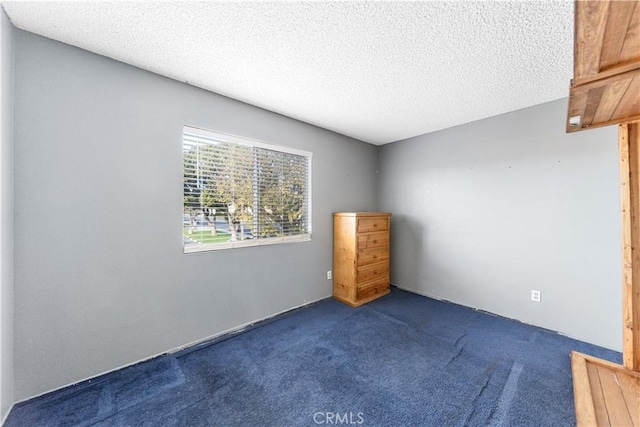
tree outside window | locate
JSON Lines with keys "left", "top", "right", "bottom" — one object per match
{"left": 183, "top": 127, "right": 312, "bottom": 253}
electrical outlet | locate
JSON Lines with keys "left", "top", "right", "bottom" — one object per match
{"left": 327, "top": 270, "right": 332, "bottom": 280}
{"left": 531, "top": 290, "right": 541, "bottom": 303}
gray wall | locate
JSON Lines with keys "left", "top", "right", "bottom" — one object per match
{"left": 378, "top": 98, "right": 622, "bottom": 351}
{"left": 9, "top": 23, "right": 624, "bottom": 403}
{"left": 0, "top": 8, "right": 14, "bottom": 421}
{"left": 13, "top": 30, "right": 378, "bottom": 401}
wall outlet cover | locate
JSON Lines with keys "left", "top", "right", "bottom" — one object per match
{"left": 531, "top": 290, "right": 541, "bottom": 302}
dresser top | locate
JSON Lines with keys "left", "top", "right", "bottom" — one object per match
{"left": 333, "top": 212, "right": 391, "bottom": 217}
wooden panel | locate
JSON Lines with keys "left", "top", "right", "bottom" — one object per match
{"left": 356, "top": 262, "right": 389, "bottom": 284}
{"left": 599, "top": 0, "right": 637, "bottom": 71}
{"left": 572, "top": 351, "right": 640, "bottom": 427}
{"left": 357, "top": 248, "right": 389, "bottom": 267}
{"left": 574, "top": 0, "right": 640, "bottom": 84}
{"left": 572, "top": 352, "right": 598, "bottom": 427}
{"left": 598, "top": 365, "right": 634, "bottom": 426}
{"left": 586, "top": 362, "right": 611, "bottom": 426}
{"left": 613, "top": 75, "right": 640, "bottom": 120}
{"left": 357, "top": 232, "right": 389, "bottom": 250}
{"left": 357, "top": 216, "right": 389, "bottom": 233}
{"left": 583, "top": 85, "right": 607, "bottom": 126}
{"left": 593, "top": 78, "right": 633, "bottom": 123}
{"left": 617, "top": 369, "right": 640, "bottom": 423}
{"left": 619, "top": 2, "right": 640, "bottom": 65}
{"left": 357, "top": 278, "right": 389, "bottom": 301}
{"left": 567, "top": 70, "right": 640, "bottom": 132}
{"left": 333, "top": 215, "right": 357, "bottom": 302}
{"left": 620, "top": 122, "right": 640, "bottom": 372}
{"left": 574, "top": 0, "right": 610, "bottom": 82}
{"left": 568, "top": 0, "right": 640, "bottom": 132}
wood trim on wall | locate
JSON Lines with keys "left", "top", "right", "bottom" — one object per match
{"left": 619, "top": 121, "right": 640, "bottom": 371}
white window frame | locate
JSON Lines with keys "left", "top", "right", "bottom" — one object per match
{"left": 183, "top": 125, "right": 312, "bottom": 253}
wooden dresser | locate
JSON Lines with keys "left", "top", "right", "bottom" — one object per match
{"left": 333, "top": 212, "right": 391, "bottom": 306}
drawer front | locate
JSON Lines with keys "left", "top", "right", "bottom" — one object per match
{"left": 357, "top": 232, "right": 389, "bottom": 250}
{"left": 357, "top": 279, "right": 389, "bottom": 301}
{"left": 357, "top": 262, "right": 389, "bottom": 284}
{"left": 357, "top": 217, "right": 389, "bottom": 233}
{"left": 357, "top": 248, "right": 389, "bottom": 267}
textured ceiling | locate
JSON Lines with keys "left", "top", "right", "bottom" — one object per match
{"left": 3, "top": 1, "right": 574, "bottom": 145}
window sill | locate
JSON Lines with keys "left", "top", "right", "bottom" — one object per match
{"left": 184, "top": 234, "right": 312, "bottom": 253}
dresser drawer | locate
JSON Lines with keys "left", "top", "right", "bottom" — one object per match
{"left": 357, "top": 248, "right": 389, "bottom": 267}
{"left": 357, "top": 216, "right": 389, "bottom": 233}
{"left": 357, "top": 262, "right": 389, "bottom": 284}
{"left": 357, "top": 232, "right": 389, "bottom": 250}
{"left": 357, "top": 279, "right": 389, "bottom": 301}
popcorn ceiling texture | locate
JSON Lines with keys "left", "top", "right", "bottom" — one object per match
{"left": 3, "top": 1, "right": 573, "bottom": 145}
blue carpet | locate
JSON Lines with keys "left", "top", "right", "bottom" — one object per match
{"left": 5, "top": 288, "right": 621, "bottom": 426}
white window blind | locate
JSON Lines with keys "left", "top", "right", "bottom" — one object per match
{"left": 183, "top": 126, "right": 312, "bottom": 253}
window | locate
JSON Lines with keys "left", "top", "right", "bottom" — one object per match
{"left": 183, "top": 126, "right": 312, "bottom": 253}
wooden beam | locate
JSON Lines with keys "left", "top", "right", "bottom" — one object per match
{"left": 574, "top": 60, "right": 640, "bottom": 87}
{"left": 566, "top": 69, "right": 640, "bottom": 133}
{"left": 620, "top": 121, "right": 640, "bottom": 372}
{"left": 571, "top": 352, "right": 598, "bottom": 426}
{"left": 572, "top": 67, "right": 640, "bottom": 94}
